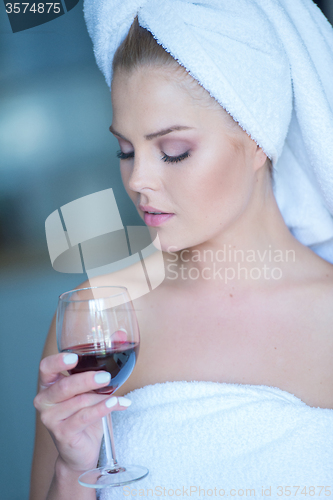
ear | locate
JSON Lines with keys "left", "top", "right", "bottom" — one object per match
{"left": 253, "top": 145, "right": 268, "bottom": 172}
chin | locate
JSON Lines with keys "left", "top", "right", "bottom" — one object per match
{"left": 148, "top": 233, "right": 179, "bottom": 254}
{"left": 146, "top": 226, "right": 203, "bottom": 254}
{"left": 159, "top": 239, "right": 191, "bottom": 255}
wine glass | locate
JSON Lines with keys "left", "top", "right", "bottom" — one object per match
{"left": 56, "top": 286, "right": 149, "bottom": 488}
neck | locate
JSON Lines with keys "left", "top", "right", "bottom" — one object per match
{"left": 163, "top": 168, "right": 306, "bottom": 288}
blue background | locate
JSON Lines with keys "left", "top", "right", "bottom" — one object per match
{"left": 0, "top": 1, "right": 332, "bottom": 499}
{"left": 0, "top": 2, "right": 142, "bottom": 499}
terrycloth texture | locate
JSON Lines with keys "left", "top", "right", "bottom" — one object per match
{"left": 83, "top": 0, "right": 333, "bottom": 264}
{"left": 99, "top": 381, "right": 333, "bottom": 499}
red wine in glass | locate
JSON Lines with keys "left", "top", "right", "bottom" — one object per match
{"left": 63, "top": 341, "right": 139, "bottom": 394}
{"left": 56, "top": 286, "right": 148, "bottom": 488}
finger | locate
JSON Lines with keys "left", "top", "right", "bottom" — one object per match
{"left": 39, "top": 353, "right": 78, "bottom": 388}
{"left": 43, "top": 370, "right": 112, "bottom": 405}
{"left": 45, "top": 394, "right": 132, "bottom": 424}
{"left": 64, "top": 397, "right": 131, "bottom": 435}
{"left": 105, "top": 396, "right": 132, "bottom": 411}
{"left": 41, "top": 392, "right": 107, "bottom": 421}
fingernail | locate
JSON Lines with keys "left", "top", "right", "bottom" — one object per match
{"left": 94, "top": 372, "right": 111, "bottom": 384}
{"left": 106, "top": 397, "right": 117, "bottom": 408}
{"left": 118, "top": 397, "right": 131, "bottom": 407}
{"left": 63, "top": 353, "right": 78, "bottom": 365}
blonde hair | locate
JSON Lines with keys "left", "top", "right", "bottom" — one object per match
{"left": 112, "top": 16, "right": 175, "bottom": 74}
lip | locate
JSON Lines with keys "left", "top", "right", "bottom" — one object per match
{"left": 139, "top": 204, "right": 173, "bottom": 214}
{"left": 138, "top": 204, "right": 174, "bottom": 227}
{"left": 143, "top": 212, "right": 174, "bottom": 227}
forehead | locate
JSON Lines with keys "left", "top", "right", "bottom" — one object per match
{"left": 111, "top": 64, "right": 232, "bottom": 137}
{"left": 110, "top": 65, "right": 257, "bottom": 160}
{"left": 111, "top": 64, "right": 219, "bottom": 112}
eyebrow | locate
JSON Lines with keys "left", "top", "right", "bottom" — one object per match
{"left": 109, "top": 125, "right": 194, "bottom": 141}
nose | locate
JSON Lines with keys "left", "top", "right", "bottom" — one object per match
{"left": 126, "top": 154, "right": 160, "bottom": 193}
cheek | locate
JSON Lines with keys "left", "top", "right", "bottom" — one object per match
{"left": 184, "top": 151, "right": 252, "bottom": 221}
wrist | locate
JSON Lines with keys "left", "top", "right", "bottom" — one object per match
{"left": 54, "top": 456, "right": 85, "bottom": 483}
{"left": 47, "top": 457, "right": 96, "bottom": 500}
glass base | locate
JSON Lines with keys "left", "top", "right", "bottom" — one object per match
{"left": 78, "top": 464, "right": 149, "bottom": 489}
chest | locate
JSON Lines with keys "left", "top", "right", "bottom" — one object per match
{"left": 119, "top": 284, "right": 333, "bottom": 408}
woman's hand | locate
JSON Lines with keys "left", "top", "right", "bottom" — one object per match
{"left": 33, "top": 352, "right": 130, "bottom": 474}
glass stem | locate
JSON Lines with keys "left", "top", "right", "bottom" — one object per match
{"left": 102, "top": 414, "right": 118, "bottom": 469}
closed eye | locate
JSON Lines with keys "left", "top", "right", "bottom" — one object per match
{"left": 116, "top": 150, "right": 134, "bottom": 160}
{"left": 116, "top": 150, "right": 190, "bottom": 163}
{"left": 161, "top": 151, "right": 190, "bottom": 163}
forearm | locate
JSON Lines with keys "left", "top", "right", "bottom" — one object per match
{"left": 46, "top": 458, "right": 96, "bottom": 500}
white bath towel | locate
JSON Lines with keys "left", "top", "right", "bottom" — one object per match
{"left": 83, "top": 0, "right": 333, "bottom": 264}
{"left": 99, "top": 381, "right": 333, "bottom": 499}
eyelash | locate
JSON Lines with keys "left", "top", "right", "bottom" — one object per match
{"left": 161, "top": 151, "right": 190, "bottom": 163}
{"left": 116, "top": 150, "right": 190, "bottom": 163}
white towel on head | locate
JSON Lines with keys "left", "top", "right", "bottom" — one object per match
{"left": 98, "top": 381, "right": 333, "bottom": 500}
{"left": 83, "top": 0, "right": 333, "bottom": 263}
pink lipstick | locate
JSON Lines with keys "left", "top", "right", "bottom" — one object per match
{"left": 139, "top": 204, "right": 174, "bottom": 227}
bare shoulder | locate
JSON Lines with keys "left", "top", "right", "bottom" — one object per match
{"left": 77, "top": 249, "right": 167, "bottom": 332}
{"left": 81, "top": 248, "right": 165, "bottom": 296}
{"left": 42, "top": 254, "right": 155, "bottom": 359}
{"left": 288, "top": 249, "right": 333, "bottom": 349}
{"left": 295, "top": 255, "right": 333, "bottom": 408}
{"left": 305, "top": 254, "right": 333, "bottom": 322}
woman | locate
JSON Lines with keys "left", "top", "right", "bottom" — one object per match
{"left": 30, "top": 1, "right": 333, "bottom": 499}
